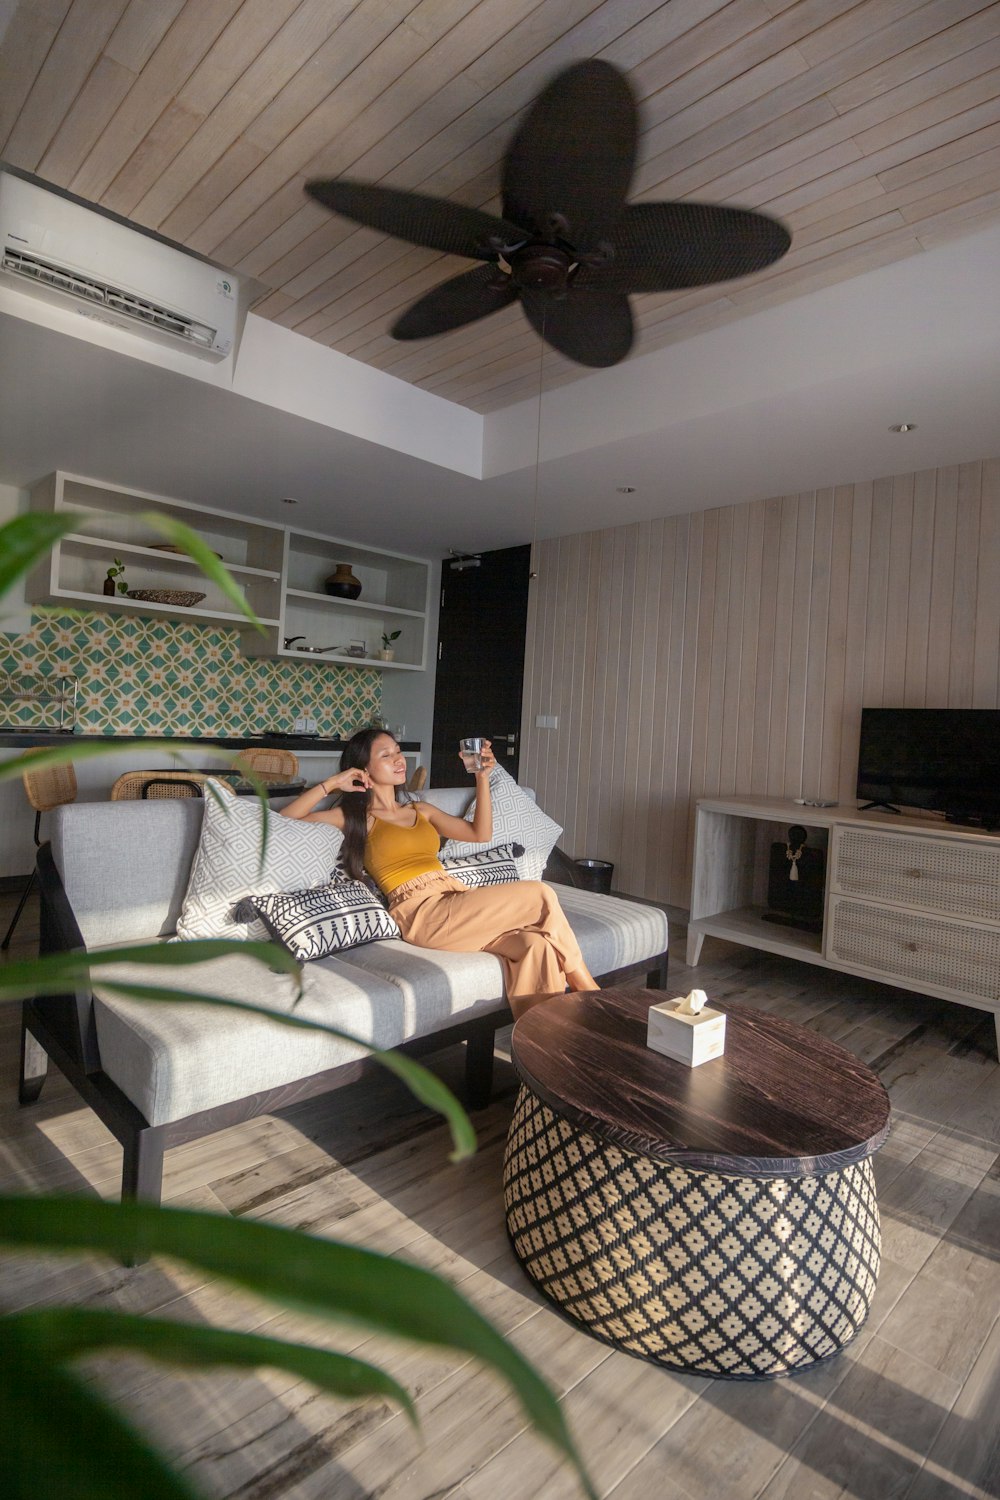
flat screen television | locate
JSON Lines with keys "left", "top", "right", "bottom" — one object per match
{"left": 856, "top": 708, "right": 1000, "bottom": 826}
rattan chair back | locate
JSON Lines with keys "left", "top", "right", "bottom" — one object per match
{"left": 407, "top": 764, "right": 428, "bottom": 792}
{"left": 22, "top": 757, "right": 78, "bottom": 814}
{"left": 110, "top": 770, "right": 236, "bottom": 800}
{"left": 237, "top": 747, "right": 300, "bottom": 777}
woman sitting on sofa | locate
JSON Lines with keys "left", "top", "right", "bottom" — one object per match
{"left": 281, "top": 726, "right": 598, "bottom": 1009}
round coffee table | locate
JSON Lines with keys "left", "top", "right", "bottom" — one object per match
{"left": 503, "top": 986, "right": 891, "bottom": 1380}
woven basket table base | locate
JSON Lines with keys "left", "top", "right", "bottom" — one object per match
{"left": 503, "top": 1085, "right": 881, "bottom": 1379}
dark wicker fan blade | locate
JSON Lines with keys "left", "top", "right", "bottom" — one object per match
{"left": 521, "top": 287, "right": 633, "bottom": 368}
{"left": 502, "top": 60, "right": 636, "bottom": 251}
{"left": 305, "top": 179, "right": 522, "bottom": 259}
{"left": 391, "top": 265, "right": 519, "bottom": 340}
{"left": 585, "top": 201, "right": 791, "bottom": 293}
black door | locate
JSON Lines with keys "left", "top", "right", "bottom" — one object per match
{"left": 430, "top": 544, "right": 531, "bottom": 788}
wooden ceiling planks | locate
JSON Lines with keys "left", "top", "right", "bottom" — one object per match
{"left": 1, "top": 0, "right": 999, "bottom": 413}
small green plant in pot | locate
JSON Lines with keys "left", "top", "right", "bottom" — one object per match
{"left": 380, "top": 628, "right": 401, "bottom": 661}
{"left": 104, "top": 557, "right": 128, "bottom": 597}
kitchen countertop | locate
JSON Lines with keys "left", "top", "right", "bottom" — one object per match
{"left": 0, "top": 731, "right": 420, "bottom": 752}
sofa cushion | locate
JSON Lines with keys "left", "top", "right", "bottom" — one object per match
{"left": 248, "top": 879, "right": 400, "bottom": 961}
{"left": 442, "top": 766, "right": 561, "bottom": 881}
{"left": 90, "top": 947, "right": 505, "bottom": 1126}
{"left": 440, "top": 843, "right": 521, "bottom": 888}
{"left": 555, "top": 886, "right": 669, "bottom": 978}
{"left": 175, "top": 782, "right": 344, "bottom": 943}
{"left": 51, "top": 800, "right": 205, "bottom": 947}
{"left": 88, "top": 886, "right": 667, "bottom": 1126}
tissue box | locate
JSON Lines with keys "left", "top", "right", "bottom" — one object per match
{"left": 647, "top": 998, "right": 726, "bottom": 1067}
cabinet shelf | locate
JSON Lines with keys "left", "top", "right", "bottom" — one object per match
{"left": 686, "top": 794, "right": 1000, "bottom": 1053}
{"left": 27, "top": 473, "right": 431, "bottom": 671}
{"left": 285, "top": 588, "right": 423, "bottom": 618}
{"left": 51, "top": 587, "right": 280, "bottom": 629}
{"left": 62, "top": 533, "right": 280, "bottom": 581}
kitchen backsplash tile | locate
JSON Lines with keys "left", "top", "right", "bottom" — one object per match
{"left": 0, "top": 610, "right": 381, "bottom": 736}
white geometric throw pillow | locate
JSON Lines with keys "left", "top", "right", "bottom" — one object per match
{"left": 175, "top": 782, "right": 344, "bottom": 943}
{"left": 442, "top": 765, "right": 562, "bottom": 881}
{"left": 247, "top": 879, "right": 399, "bottom": 961}
{"left": 440, "top": 842, "right": 522, "bottom": 887}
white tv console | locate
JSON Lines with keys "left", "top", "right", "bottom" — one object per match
{"left": 687, "top": 796, "right": 1000, "bottom": 1052}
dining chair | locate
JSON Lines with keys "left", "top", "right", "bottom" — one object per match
{"left": 109, "top": 770, "right": 235, "bottom": 800}
{"left": 236, "top": 747, "right": 300, "bottom": 778}
{"left": 2, "top": 755, "right": 78, "bottom": 950}
{"left": 407, "top": 764, "right": 428, "bottom": 792}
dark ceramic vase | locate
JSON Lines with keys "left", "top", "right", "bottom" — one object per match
{"left": 324, "top": 563, "right": 362, "bottom": 599}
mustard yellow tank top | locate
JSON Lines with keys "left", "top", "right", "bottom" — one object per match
{"left": 364, "top": 810, "right": 442, "bottom": 893}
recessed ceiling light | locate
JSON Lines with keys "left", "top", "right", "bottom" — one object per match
{"left": 280, "top": 496, "right": 299, "bottom": 505}
{"left": 888, "top": 423, "right": 917, "bottom": 433}
{"left": 616, "top": 485, "right": 636, "bottom": 493}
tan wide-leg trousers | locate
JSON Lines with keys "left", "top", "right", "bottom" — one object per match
{"left": 387, "top": 872, "right": 585, "bottom": 1000}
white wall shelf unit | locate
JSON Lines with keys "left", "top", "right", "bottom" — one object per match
{"left": 687, "top": 795, "right": 1000, "bottom": 1052}
{"left": 274, "top": 527, "right": 431, "bottom": 672}
{"left": 24, "top": 474, "right": 432, "bottom": 670}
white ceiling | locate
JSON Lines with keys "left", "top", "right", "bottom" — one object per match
{"left": 1, "top": 214, "right": 998, "bottom": 556}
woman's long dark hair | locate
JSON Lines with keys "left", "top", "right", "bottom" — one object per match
{"left": 337, "top": 727, "right": 401, "bottom": 881}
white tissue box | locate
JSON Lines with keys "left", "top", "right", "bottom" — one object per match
{"left": 646, "top": 998, "right": 726, "bottom": 1067}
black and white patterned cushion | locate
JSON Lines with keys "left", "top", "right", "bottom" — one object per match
{"left": 247, "top": 879, "right": 400, "bottom": 961}
{"left": 175, "top": 781, "right": 344, "bottom": 943}
{"left": 440, "top": 842, "right": 523, "bottom": 887}
{"left": 442, "top": 765, "right": 562, "bottom": 881}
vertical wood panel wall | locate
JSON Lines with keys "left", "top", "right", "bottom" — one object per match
{"left": 520, "top": 456, "right": 1000, "bottom": 908}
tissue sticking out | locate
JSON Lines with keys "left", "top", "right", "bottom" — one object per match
{"left": 676, "top": 989, "right": 708, "bottom": 1016}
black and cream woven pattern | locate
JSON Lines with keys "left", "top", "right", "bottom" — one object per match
{"left": 503, "top": 1086, "right": 881, "bottom": 1379}
{"left": 440, "top": 842, "right": 523, "bottom": 887}
{"left": 249, "top": 878, "right": 399, "bottom": 961}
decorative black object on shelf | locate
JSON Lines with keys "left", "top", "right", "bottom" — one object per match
{"left": 763, "top": 824, "right": 825, "bottom": 933}
{"left": 324, "top": 564, "right": 362, "bottom": 599}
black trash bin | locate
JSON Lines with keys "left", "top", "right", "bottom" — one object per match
{"left": 574, "top": 858, "right": 614, "bottom": 894}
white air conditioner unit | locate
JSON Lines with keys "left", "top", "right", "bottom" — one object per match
{"left": 0, "top": 172, "right": 240, "bottom": 360}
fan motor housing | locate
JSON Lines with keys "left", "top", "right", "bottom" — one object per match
{"left": 510, "top": 244, "right": 573, "bottom": 291}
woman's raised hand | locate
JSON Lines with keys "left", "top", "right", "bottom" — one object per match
{"left": 321, "top": 767, "right": 372, "bottom": 795}
{"left": 477, "top": 739, "right": 497, "bottom": 774}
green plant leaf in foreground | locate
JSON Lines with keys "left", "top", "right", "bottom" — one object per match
{"left": 0, "top": 512, "right": 84, "bottom": 599}
{"left": 0, "top": 943, "right": 476, "bottom": 1162}
{"left": 2, "top": 1347, "right": 200, "bottom": 1500}
{"left": 8, "top": 1306, "right": 418, "bottom": 1422}
{"left": 1, "top": 1197, "right": 597, "bottom": 1500}
{"left": 137, "top": 511, "right": 263, "bottom": 629}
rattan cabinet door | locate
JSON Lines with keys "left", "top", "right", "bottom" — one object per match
{"left": 827, "top": 896, "right": 1000, "bottom": 1002}
{"left": 830, "top": 828, "right": 1000, "bottom": 922}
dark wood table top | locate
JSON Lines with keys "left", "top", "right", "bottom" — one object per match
{"left": 511, "top": 986, "right": 891, "bottom": 1178}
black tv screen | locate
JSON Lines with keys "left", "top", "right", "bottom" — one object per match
{"left": 856, "top": 708, "right": 1000, "bottom": 822}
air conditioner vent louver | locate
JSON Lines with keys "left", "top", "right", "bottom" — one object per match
{"left": 2, "top": 246, "right": 217, "bottom": 350}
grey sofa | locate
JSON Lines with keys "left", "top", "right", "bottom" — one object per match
{"left": 24, "top": 786, "right": 669, "bottom": 1206}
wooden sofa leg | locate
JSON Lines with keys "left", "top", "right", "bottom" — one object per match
{"left": 646, "top": 951, "right": 669, "bottom": 990}
{"left": 465, "top": 1027, "right": 496, "bottom": 1110}
{"left": 19, "top": 1012, "right": 49, "bottom": 1105}
{"left": 120, "top": 1128, "right": 166, "bottom": 1266}
{"left": 122, "top": 1128, "right": 165, "bottom": 1206}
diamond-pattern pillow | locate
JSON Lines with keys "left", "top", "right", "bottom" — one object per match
{"left": 440, "top": 842, "right": 523, "bottom": 887}
{"left": 248, "top": 879, "right": 399, "bottom": 961}
{"left": 442, "top": 766, "right": 562, "bottom": 881}
{"left": 175, "top": 782, "right": 344, "bottom": 943}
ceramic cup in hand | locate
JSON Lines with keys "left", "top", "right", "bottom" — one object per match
{"left": 459, "top": 736, "right": 485, "bottom": 772}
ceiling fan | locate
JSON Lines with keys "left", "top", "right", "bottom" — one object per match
{"left": 305, "top": 59, "right": 791, "bottom": 369}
